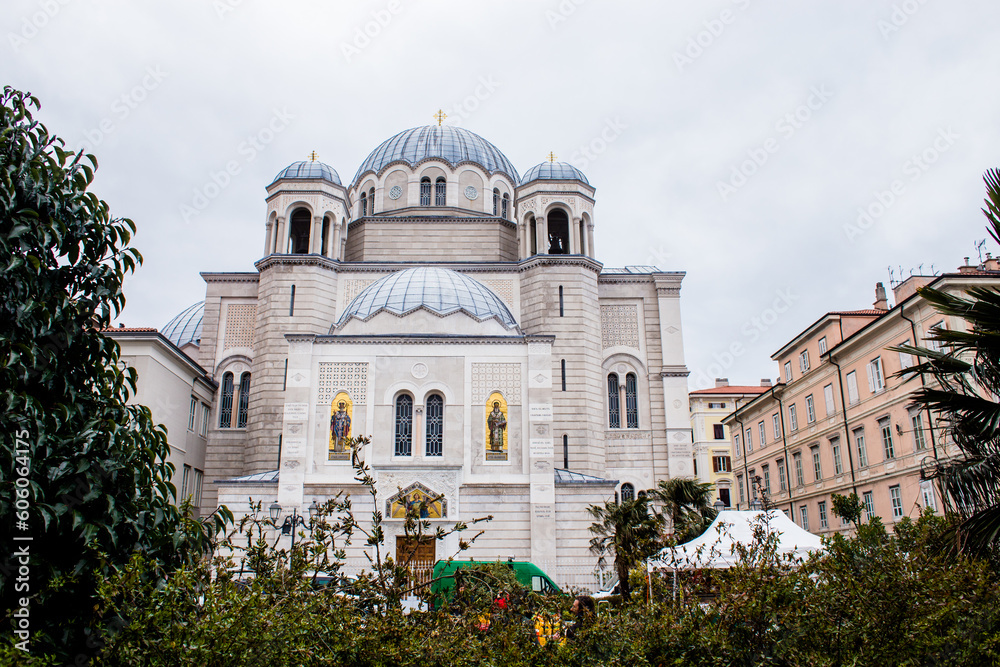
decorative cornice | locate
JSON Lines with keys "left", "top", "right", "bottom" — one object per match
{"left": 288, "top": 333, "right": 553, "bottom": 346}
{"left": 517, "top": 255, "right": 603, "bottom": 274}
{"left": 265, "top": 187, "right": 349, "bottom": 204}
{"left": 347, "top": 215, "right": 517, "bottom": 230}
{"left": 200, "top": 272, "right": 260, "bottom": 283}
{"left": 254, "top": 254, "right": 341, "bottom": 272}
{"left": 513, "top": 185, "right": 596, "bottom": 204}
{"left": 660, "top": 366, "right": 690, "bottom": 378}
{"left": 336, "top": 261, "right": 520, "bottom": 274}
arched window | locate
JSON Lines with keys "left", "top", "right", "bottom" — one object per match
{"left": 620, "top": 483, "right": 635, "bottom": 502}
{"left": 530, "top": 217, "right": 537, "bottom": 255}
{"left": 420, "top": 178, "right": 431, "bottom": 206}
{"left": 369, "top": 187, "right": 376, "bottom": 214}
{"left": 607, "top": 374, "right": 621, "bottom": 429}
{"left": 579, "top": 219, "right": 587, "bottom": 255}
{"left": 426, "top": 394, "right": 443, "bottom": 456}
{"left": 219, "top": 372, "right": 234, "bottom": 428}
{"left": 288, "top": 208, "right": 311, "bottom": 254}
{"left": 502, "top": 193, "right": 510, "bottom": 220}
{"left": 359, "top": 191, "right": 367, "bottom": 217}
{"left": 237, "top": 372, "right": 251, "bottom": 428}
{"left": 493, "top": 188, "right": 500, "bottom": 216}
{"left": 321, "top": 217, "right": 330, "bottom": 255}
{"left": 394, "top": 394, "right": 413, "bottom": 456}
{"left": 625, "top": 373, "right": 639, "bottom": 429}
{"left": 547, "top": 208, "right": 570, "bottom": 254}
{"left": 435, "top": 178, "right": 446, "bottom": 206}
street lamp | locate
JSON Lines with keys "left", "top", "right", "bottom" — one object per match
{"left": 714, "top": 499, "right": 726, "bottom": 513}
{"left": 269, "top": 501, "right": 317, "bottom": 552}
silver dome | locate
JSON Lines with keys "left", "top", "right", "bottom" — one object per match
{"left": 162, "top": 301, "right": 203, "bottom": 349}
{"left": 354, "top": 126, "right": 519, "bottom": 184}
{"left": 271, "top": 160, "right": 342, "bottom": 186}
{"left": 520, "top": 161, "right": 589, "bottom": 186}
{"left": 337, "top": 267, "right": 517, "bottom": 329}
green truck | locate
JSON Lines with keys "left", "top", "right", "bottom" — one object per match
{"left": 430, "top": 559, "right": 562, "bottom": 602}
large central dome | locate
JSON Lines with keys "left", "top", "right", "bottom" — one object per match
{"left": 353, "top": 126, "right": 519, "bottom": 184}
{"left": 336, "top": 267, "right": 518, "bottom": 329}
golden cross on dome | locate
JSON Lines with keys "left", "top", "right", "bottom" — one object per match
{"left": 308, "top": 150, "right": 319, "bottom": 162}
{"left": 434, "top": 109, "right": 447, "bottom": 126}
{"left": 547, "top": 152, "right": 557, "bottom": 163}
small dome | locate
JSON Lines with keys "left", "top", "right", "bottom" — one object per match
{"left": 162, "top": 301, "right": 203, "bottom": 349}
{"left": 337, "top": 267, "right": 517, "bottom": 329}
{"left": 520, "top": 161, "right": 590, "bottom": 186}
{"left": 271, "top": 160, "right": 342, "bottom": 186}
{"left": 354, "top": 126, "right": 519, "bottom": 184}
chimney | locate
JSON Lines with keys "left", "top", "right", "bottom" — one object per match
{"left": 760, "top": 379, "right": 772, "bottom": 388}
{"left": 873, "top": 282, "right": 889, "bottom": 310}
{"left": 984, "top": 252, "right": 1000, "bottom": 272}
{"left": 714, "top": 378, "right": 729, "bottom": 388}
{"left": 958, "top": 256, "right": 980, "bottom": 273}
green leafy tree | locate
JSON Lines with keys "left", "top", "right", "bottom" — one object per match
{"left": 654, "top": 478, "right": 718, "bottom": 543}
{"left": 0, "top": 87, "right": 229, "bottom": 660}
{"left": 894, "top": 168, "right": 1000, "bottom": 559}
{"left": 587, "top": 494, "right": 664, "bottom": 602}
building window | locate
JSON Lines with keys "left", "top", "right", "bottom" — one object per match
{"left": 818, "top": 501, "right": 828, "bottom": 529}
{"left": 420, "top": 178, "right": 431, "bottom": 206}
{"left": 493, "top": 188, "right": 499, "bottom": 216}
{"left": 502, "top": 193, "right": 510, "bottom": 219}
{"left": 563, "top": 434, "right": 569, "bottom": 468}
{"left": 811, "top": 445, "right": 822, "bottom": 481}
{"left": 425, "top": 394, "right": 443, "bottom": 457}
{"left": 867, "top": 357, "right": 885, "bottom": 393}
{"left": 708, "top": 402, "right": 727, "bottom": 409}
{"left": 898, "top": 338, "right": 913, "bottom": 369}
{"left": 435, "top": 177, "right": 446, "bottom": 206}
{"left": 219, "top": 372, "right": 234, "bottom": 428}
{"left": 559, "top": 285, "right": 564, "bottom": 317}
{"left": 879, "top": 417, "right": 895, "bottom": 460}
{"left": 713, "top": 424, "right": 725, "bottom": 440}
{"left": 200, "top": 403, "right": 209, "bottom": 437}
{"left": 625, "top": 373, "right": 639, "bottom": 428}
{"left": 288, "top": 208, "right": 311, "bottom": 254}
{"left": 853, "top": 427, "right": 869, "bottom": 467}
{"left": 823, "top": 383, "right": 835, "bottom": 417}
{"left": 785, "top": 361, "right": 793, "bottom": 382}
{"left": 181, "top": 464, "right": 191, "bottom": 500}
{"left": 192, "top": 468, "right": 204, "bottom": 509}
{"left": 862, "top": 491, "right": 875, "bottom": 520}
{"left": 188, "top": 396, "right": 197, "bottom": 431}
{"left": 831, "top": 437, "right": 843, "bottom": 475}
{"left": 607, "top": 374, "right": 620, "bottom": 428}
{"left": 712, "top": 455, "right": 731, "bottom": 473}
{"left": 799, "top": 350, "right": 810, "bottom": 373}
{"left": 800, "top": 505, "right": 810, "bottom": 531}
{"left": 719, "top": 488, "right": 731, "bottom": 507}
{"left": 745, "top": 427, "right": 753, "bottom": 452}
{"left": 846, "top": 371, "right": 860, "bottom": 405}
{"left": 734, "top": 434, "right": 742, "bottom": 458}
{"left": 920, "top": 480, "right": 938, "bottom": 511}
{"left": 368, "top": 187, "right": 375, "bottom": 214}
{"left": 911, "top": 411, "right": 927, "bottom": 450}
{"left": 818, "top": 336, "right": 827, "bottom": 355}
{"left": 927, "top": 321, "right": 945, "bottom": 352}
{"left": 789, "top": 404, "right": 798, "bottom": 431}
{"left": 360, "top": 191, "right": 367, "bottom": 216}
{"left": 620, "top": 483, "right": 635, "bottom": 502}
{"left": 394, "top": 394, "right": 413, "bottom": 456}
{"left": 772, "top": 413, "right": 781, "bottom": 439}
{"left": 236, "top": 372, "right": 251, "bottom": 428}
{"left": 805, "top": 394, "right": 816, "bottom": 423}
{"left": 758, "top": 420, "right": 766, "bottom": 445}
{"left": 890, "top": 484, "right": 903, "bottom": 519}
{"left": 777, "top": 458, "right": 787, "bottom": 490}
{"left": 737, "top": 475, "right": 745, "bottom": 504}
{"left": 561, "top": 359, "right": 567, "bottom": 392}
{"left": 793, "top": 452, "right": 804, "bottom": 487}
{"left": 762, "top": 464, "right": 771, "bottom": 493}
{"left": 289, "top": 284, "right": 296, "bottom": 316}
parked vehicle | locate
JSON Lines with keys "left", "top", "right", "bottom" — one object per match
{"left": 430, "top": 558, "right": 562, "bottom": 603}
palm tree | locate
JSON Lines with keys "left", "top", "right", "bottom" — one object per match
{"left": 587, "top": 494, "right": 664, "bottom": 602}
{"left": 895, "top": 168, "right": 1000, "bottom": 559}
{"left": 654, "top": 478, "right": 718, "bottom": 543}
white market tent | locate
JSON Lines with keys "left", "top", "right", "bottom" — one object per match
{"left": 651, "top": 509, "right": 825, "bottom": 570}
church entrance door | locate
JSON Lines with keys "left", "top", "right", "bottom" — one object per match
{"left": 396, "top": 536, "right": 436, "bottom": 590}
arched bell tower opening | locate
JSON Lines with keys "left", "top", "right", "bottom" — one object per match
{"left": 288, "top": 208, "right": 311, "bottom": 254}
{"left": 547, "top": 208, "right": 570, "bottom": 255}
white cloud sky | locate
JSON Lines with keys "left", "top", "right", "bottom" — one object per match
{"left": 5, "top": 0, "right": 999, "bottom": 388}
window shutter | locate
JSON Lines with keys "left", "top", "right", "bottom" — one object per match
{"left": 866, "top": 362, "right": 875, "bottom": 393}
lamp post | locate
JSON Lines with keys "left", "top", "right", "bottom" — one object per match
{"left": 749, "top": 474, "right": 773, "bottom": 511}
{"left": 713, "top": 499, "right": 726, "bottom": 514}
{"left": 269, "top": 500, "right": 320, "bottom": 552}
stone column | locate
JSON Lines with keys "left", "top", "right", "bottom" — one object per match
{"left": 587, "top": 224, "right": 596, "bottom": 258}
{"left": 277, "top": 337, "right": 314, "bottom": 512}
{"left": 570, "top": 217, "right": 581, "bottom": 255}
{"left": 264, "top": 219, "right": 274, "bottom": 257}
{"left": 536, "top": 216, "right": 547, "bottom": 255}
{"left": 274, "top": 216, "right": 286, "bottom": 254}
{"left": 527, "top": 340, "right": 557, "bottom": 564}
{"left": 310, "top": 216, "right": 323, "bottom": 255}
{"left": 654, "top": 276, "right": 692, "bottom": 479}
{"left": 324, "top": 218, "right": 334, "bottom": 258}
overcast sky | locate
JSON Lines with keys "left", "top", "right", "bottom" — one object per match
{"left": 5, "top": 0, "right": 999, "bottom": 389}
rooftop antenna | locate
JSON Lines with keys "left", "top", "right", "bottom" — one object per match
{"left": 887, "top": 265, "right": 896, "bottom": 288}
{"left": 930, "top": 263, "right": 937, "bottom": 275}
{"left": 917, "top": 263, "right": 924, "bottom": 275}
{"left": 976, "top": 239, "right": 986, "bottom": 264}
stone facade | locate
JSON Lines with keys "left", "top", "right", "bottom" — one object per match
{"left": 188, "top": 125, "right": 691, "bottom": 589}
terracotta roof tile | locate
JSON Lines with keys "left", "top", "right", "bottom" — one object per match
{"left": 690, "top": 386, "right": 770, "bottom": 395}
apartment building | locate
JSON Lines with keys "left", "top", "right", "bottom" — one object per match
{"left": 724, "top": 260, "right": 999, "bottom": 535}
{"left": 689, "top": 380, "right": 770, "bottom": 508}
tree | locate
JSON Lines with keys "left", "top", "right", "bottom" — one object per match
{"left": 0, "top": 87, "right": 228, "bottom": 660}
{"left": 587, "top": 494, "right": 664, "bottom": 602}
{"left": 894, "top": 168, "right": 1000, "bottom": 560}
{"left": 654, "top": 478, "right": 718, "bottom": 543}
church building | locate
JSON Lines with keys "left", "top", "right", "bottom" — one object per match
{"left": 162, "top": 122, "right": 691, "bottom": 585}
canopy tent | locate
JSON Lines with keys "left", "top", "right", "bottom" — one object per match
{"left": 651, "top": 510, "right": 825, "bottom": 570}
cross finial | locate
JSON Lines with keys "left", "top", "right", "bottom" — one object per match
{"left": 547, "top": 151, "right": 557, "bottom": 163}
{"left": 308, "top": 150, "right": 319, "bottom": 162}
{"left": 434, "top": 109, "right": 447, "bottom": 126}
